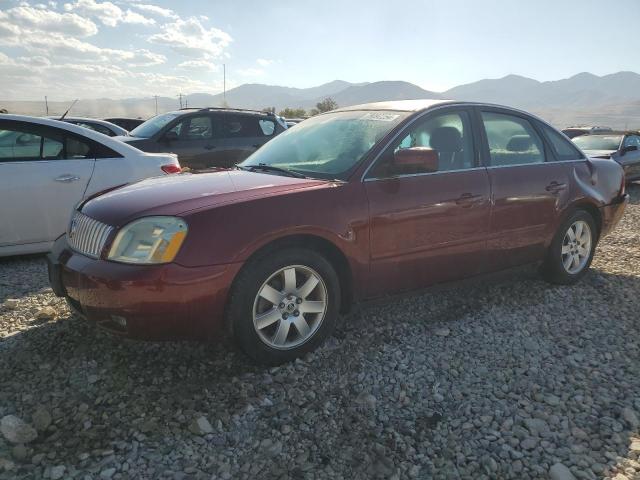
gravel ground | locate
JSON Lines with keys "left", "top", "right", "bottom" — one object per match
{"left": 1, "top": 184, "right": 639, "bottom": 480}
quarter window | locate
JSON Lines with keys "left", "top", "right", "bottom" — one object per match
{"left": 481, "top": 112, "right": 545, "bottom": 166}
{"left": 539, "top": 123, "right": 583, "bottom": 161}
{"left": 259, "top": 119, "right": 276, "bottom": 136}
{"left": 369, "top": 110, "right": 474, "bottom": 178}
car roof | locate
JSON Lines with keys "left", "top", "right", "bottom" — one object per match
{"left": 167, "top": 107, "right": 275, "bottom": 117}
{"left": 577, "top": 131, "right": 632, "bottom": 136}
{"left": 334, "top": 99, "right": 453, "bottom": 112}
{"left": 50, "top": 116, "right": 128, "bottom": 131}
{"left": 0, "top": 114, "right": 142, "bottom": 155}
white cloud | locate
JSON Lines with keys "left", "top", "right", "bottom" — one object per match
{"left": 63, "top": 0, "right": 155, "bottom": 27}
{"left": 149, "top": 17, "right": 232, "bottom": 58}
{"left": 0, "top": 53, "right": 222, "bottom": 100}
{"left": 63, "top": 0, "right": 122, "bottom": 27}
{"left": 130, "top": 3, "right": 177, "bottom": 19}
{"left": 256, "top": 58, "right": 274, "bottom": 67}
{"left": 123, "top": 9, "right": 155, "bottom": 26}
{"left": 177, "top": 59, "right": 219, "bottom": 72}
{"left": 0, "top": 5, "right": 97, "bottom": 37}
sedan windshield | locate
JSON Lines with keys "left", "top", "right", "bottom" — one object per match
{"left": 130, "top": 112, "right": 181, "bottom": 138}
{"left": 573, "top": 135, "right": 622, "bottom": 151}
{"left": 239, "top": 110, "right": 409, "bottom": 180}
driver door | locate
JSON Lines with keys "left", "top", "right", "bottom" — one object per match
{"left": 364, "top": 107, "right": 491, "bottom": 297}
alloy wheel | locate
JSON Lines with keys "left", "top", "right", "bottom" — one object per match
{"left": 561, "top": 220, "right": 592, "bottom": 274}
{"left": 252, "top": 265, "right": 328, "bottom": 350}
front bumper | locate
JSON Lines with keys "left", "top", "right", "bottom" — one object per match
{"left": 600, "top": 193, "right": 629, "bottom": 237}
{"left": 47, "top": 235, "right": 242, "bottom": 341}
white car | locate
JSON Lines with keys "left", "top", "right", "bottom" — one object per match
{"left": 0, "top": 115, "right": 181, "bottom": 257}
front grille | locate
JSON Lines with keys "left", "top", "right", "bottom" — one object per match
{"left": 68, "top": 212, "right": 113, "bottom": 258}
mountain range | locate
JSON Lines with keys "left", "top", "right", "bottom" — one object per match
{"left": 2, "top": 71, "right": 640, "bottom": 129}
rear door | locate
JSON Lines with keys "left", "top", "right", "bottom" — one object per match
{"left": 364, "top": 107, "right": 491, "bottom": 296}
{"left": 477, "top": 108, "right": 572, "bottom": 270}
{"left": 218, "top": 114, "right": 278, "bottom": 166}
{"left": 0, "top": 121, "right": 94, "bottom": 247}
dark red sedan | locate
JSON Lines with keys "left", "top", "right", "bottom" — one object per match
{"left": 48, "top": 100, "right": 628, "bottom": 364}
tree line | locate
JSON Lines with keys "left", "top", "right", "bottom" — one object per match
{"left": 263, "top": 97, "right": 338, "bottom": 119}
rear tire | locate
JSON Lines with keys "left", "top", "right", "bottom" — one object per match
{"left": 541, "top": 210, "right": 597, "bottom": 285}
{"left": 226, "top": 248, "right": 341, "bottom": 365}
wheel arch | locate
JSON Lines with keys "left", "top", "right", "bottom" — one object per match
{"left": 229, "top": 233, "right": 354, "bottom": 314}
{"left": 565, "top": 200, "right": 603, "bottom": 240}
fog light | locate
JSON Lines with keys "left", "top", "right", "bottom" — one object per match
{"left": 111, "top": 315, "right": 127, "bottom": 328}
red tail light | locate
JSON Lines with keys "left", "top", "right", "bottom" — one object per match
{"left": 161, "top": 164, "right": 181, "bottom": 174}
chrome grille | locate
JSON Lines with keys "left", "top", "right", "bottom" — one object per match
{"left": 67, "top": 212, "right": 113, "bottom": 258}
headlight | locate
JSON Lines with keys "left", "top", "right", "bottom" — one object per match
{"left": 107, "top": 216, "right": 187, "bottom": 264}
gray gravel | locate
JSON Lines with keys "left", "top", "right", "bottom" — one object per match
{"left": 1, "top": 184, "right": 640, "bottom": 480}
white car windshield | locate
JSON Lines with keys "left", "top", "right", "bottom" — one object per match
{"left": 239, "top": 110, "right": 409, "bottom": 180}
{"left": 130, "top": 112, "right": 181, "bottom": 138}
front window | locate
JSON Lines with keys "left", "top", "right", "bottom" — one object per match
{"left": 239, "top": 110, "right": 409, "bottom": 180}
{"left": 573, "top": 135, "right": 623, "bottom": 151}
{"left": 130, "top": 112, "right": 181, "bottom": 139}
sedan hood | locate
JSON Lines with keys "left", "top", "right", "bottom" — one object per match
{"left": 81, "top": 170, "right": 329, "bottom": 226}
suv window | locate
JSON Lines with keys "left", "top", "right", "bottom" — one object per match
{"left": 259, "top": 119, "right": 276, "bottom": 136}
{"left": 224, "top": 115, "right": 261, "bottom": 138}
{"left": 539, "top": 123, "right": 583, "bottom": 161}
{"left": 369, "top": 110, "right": 474, "bottom": 178}
{"left": 481, "top": 112, "right": 545, "bottom": 166}
{"left": 623, "top": 135, "right": 640, "bottom": 148}
{"left": 184, "top": 116, "right": 213, "bottom": 139}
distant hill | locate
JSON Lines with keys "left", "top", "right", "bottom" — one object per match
{"left": 2, "top": 72, "right": 640, "bottom": 129}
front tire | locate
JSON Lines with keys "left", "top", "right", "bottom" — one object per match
{"left": 541, "top": 210, "right": 597, "bottom": 285}
{"left": 226, "top": 248, "right": 341, "bottom": 365}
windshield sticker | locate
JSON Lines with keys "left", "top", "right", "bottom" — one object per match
{"left": 360, "top": 112, "right": 401, "bottom": 122}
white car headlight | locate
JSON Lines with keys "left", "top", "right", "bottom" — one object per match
{"left": 107, "top": 216, "right": 187, "bottom": 264}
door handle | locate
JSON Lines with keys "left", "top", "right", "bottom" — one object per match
{"left": 204, "top": 145, "right": 217, "bottom": 150}
{"left": 545, "top": 181, "right": 567, "bottom": 193}
{"left": 455, "top": 193, "right": 484, "bottom": 207}
{"left": 54, "top": 174, "right": 80, "bottom": 183}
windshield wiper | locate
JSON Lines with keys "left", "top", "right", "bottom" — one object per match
{"left": 237, "top": 164, "right": 308, "bottom": 179}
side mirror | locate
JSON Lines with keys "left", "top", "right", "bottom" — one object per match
{"left": 621, "top": 145, "right": 638, "bottom": 155}
{"left": 164, "top": 131, "right": 179, "bottom": 143}
{"left": 394, "top": 147, "right": 439, "bottom": 173}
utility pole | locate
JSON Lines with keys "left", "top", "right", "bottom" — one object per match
{"left": 178, "top": 93, "right": 184, "bottom": 109}
{"left": 44, "top": 96, "right": 49, "bottom": 115}
{"left": 153, "top": 95, "right": 158, "bottom": 115}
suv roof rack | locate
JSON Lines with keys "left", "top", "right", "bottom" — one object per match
{"left": 178, "top": 107, "right": 275, "bottom": 116}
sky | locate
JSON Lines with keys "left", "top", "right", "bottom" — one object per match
{"left": 1, "top": 0, "right": 639, "bottom": 100}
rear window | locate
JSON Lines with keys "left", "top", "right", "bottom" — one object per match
{"left": 573, "top": 135, "right": 622, "bottom": 151}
